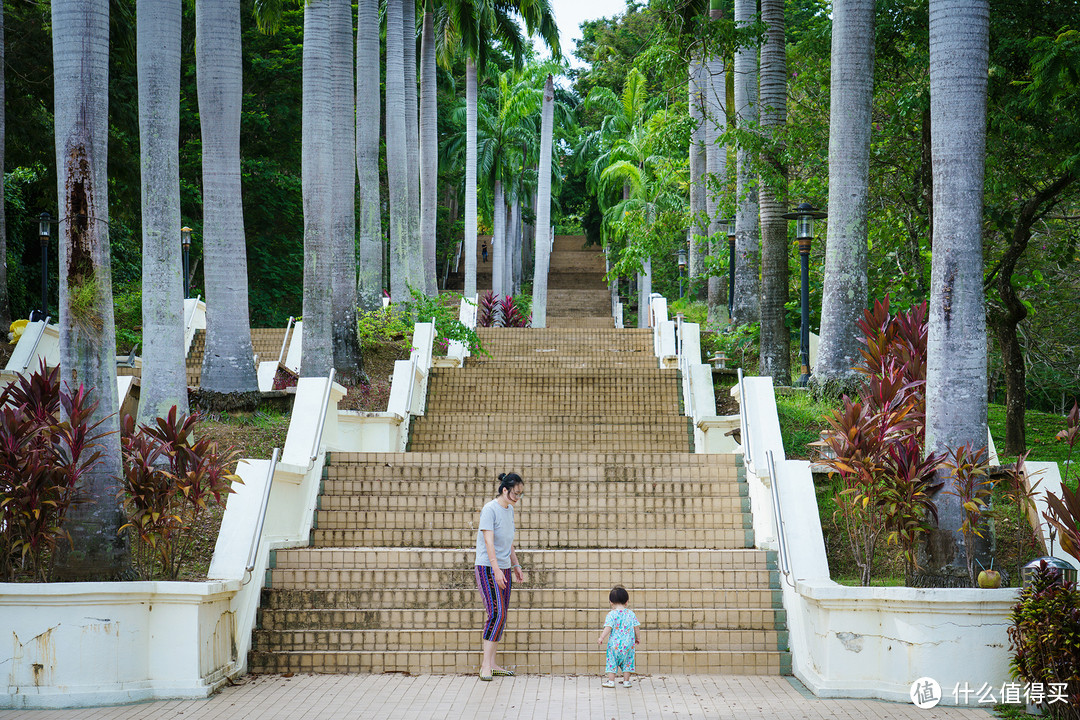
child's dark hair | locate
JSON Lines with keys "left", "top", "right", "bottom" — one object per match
{"left": 498, "top": 472, "right": 524, "bottom": 496}
{"left": 610, "top": 585, "right": 629, "bottom": 604}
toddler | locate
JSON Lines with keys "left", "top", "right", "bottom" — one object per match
{"left": 597, "top": 585, "right": 641, "bottom": 688}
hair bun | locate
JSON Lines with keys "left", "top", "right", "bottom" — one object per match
{"left": 498, "top": 472, "right": 506, "bottom": 481}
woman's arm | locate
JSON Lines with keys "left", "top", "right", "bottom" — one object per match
{"left": 482, "top": 529, "right": 506, "bottom": 589}
{"left": 509, "top": 545, "right": 526, "bottom": 583}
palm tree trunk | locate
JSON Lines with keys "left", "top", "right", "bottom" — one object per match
{"left": 689, "top": 56, "right": 707, "bottom": 301}
{"left": 638, "top": 257, "right": 652, "bottom": 329}
{"left": 0, "top": 2, "right": 7, "bottom": 328}
{"left": 923, "top": 0, "right": 990, "bottom": 583}
{"left": 301, "top": 0, "right": 334, "bottom": 377}
{"left": 706, "top": 4, "right": 727, "bottom": 325}
{"left": 419, "top": 0, "right": 438, "bottom": 296}
{"left": 531, "top": 75, "right": 555, "bottom": 327}
{"left": 492, "top": 179, "right": 505, "bottom": 298}
{"left": 51, "top": 0, "right": 127, "bottom": 580}
{"left": 136, "top": 0, "right": 188, "bottom": 424}
{"left": 329, "top": 0, "right": 361, "bottom": 382}
{"left": 757, "top": 0, "right": 790, "bottom": 384}
{"left": 511, "top": 195, "right": 522, "bottom": 295}
{"left": 813, "top": 0, "right": 874, "bottom": 395}
{"left": 464, "top": 58, "right": 479, "bottom": 298}
{"left": 403, "top": 0, "right": 424, "bottom": 294}
{"left": 196, "top": 0, "right": 258, "bottom": 394}
{"left": 733, "top": 0, "right": 760, "bottom": 324}
{"left": 356, "top": 0, "right": 383, "bottom": 310}
{"left": 386, "top": 0, "right": 409, "bottom": 301}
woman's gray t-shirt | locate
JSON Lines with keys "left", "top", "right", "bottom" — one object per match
{"left": 474, "top": 499, "right": 515, "bottom": 568}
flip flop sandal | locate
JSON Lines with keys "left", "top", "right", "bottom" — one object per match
{"left": 492, "top": 669, "right": 515, "bottom": 677}
{"left": 479, "top": 670, "right": 494, "bottom": 681}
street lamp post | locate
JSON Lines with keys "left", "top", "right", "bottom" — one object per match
{"left": 781, "top": 203, "right": 826, "bottom": 387}
{"left": 37, "top": 212, "right": 51, "bottom": 321}
{"left": 725, "top": 218, "right": 736, "bottom": 318}
{"left": 181, "top": 226, "right": 192, "bottom": 299}
{"left": 678, "top": 231, "right": 688, "bottom": 299}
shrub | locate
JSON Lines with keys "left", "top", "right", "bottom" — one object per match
{"left": 0, "top": 364, "right": 107, "bottom": 581}
{"left": 1009, "top": 562, "right": 1080, "bottom": 718}
{"left": 119, "top": 407, "right": 240, "bottom": 580}
{"left": 943, "top": 444, "right": 994, "bottom": 586}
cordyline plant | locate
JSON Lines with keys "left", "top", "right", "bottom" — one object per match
{"left": 1058, "top": 402, "right": 1078, "bottom": 483}
{"left": 0, "top": 363, "right": 107, "bottom": 581}
{"left": 1040, "top": 408, "right": 1080, "bottom": 568}
{"left": 943, "top": 444, "right": 994, "bottom": 587}
{"left": 476, "top": 291, "right": 530, "bottom": 328}
{"left": 1000, "top": 451, "right": 1045, "bottom": 582}
{"left": 119, "top": 407, "right": 240, "bottom": 580}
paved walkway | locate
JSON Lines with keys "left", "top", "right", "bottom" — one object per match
{"left": 1, "top": 674, "right": 996, "bottom": 719}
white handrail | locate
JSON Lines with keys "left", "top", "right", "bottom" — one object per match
{"left": 277, "top": 317, "right": 295, "bottom": 365}
{"left": 244, "top": 447, "right": 281, "bottom": 575}
{"left": 766, "top": 449, "right": 796, "bottom": 588}
{"left": 22, "top": 316, "right": 52, "bottom": 372}
{"left": 737, "top": 368, "right": 753, "bottom": 471}
{"left": 309, "top": 369, "right": 337, "bottom": 464}
{"left": 184, "top": 294, "right": 201, "bottom": 330}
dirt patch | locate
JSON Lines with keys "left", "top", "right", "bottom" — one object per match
{"left": 338, "top": 342, "right": 410, "bottom": 412}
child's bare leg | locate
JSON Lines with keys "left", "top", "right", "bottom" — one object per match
{"left": 606, "top": 672, "right": 616, "bottom": 682}
{"left": 623, "top": 671, "right": 631, "bottom": 682}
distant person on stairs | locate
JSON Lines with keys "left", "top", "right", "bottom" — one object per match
{"left": 481, "top": 242, "right": 488, "bottom": 263}
{"left": 474, "top": 472, "right": 526, "bottom": 681}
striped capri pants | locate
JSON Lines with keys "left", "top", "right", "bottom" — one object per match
{"left": 475, "top": 565, "right": 513, "bottom": 642}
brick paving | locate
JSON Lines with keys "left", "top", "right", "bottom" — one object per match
{"left": 0, "top": 673, "right": 995, "bottom": 719}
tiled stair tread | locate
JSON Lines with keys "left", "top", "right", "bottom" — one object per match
{"left": 318, "top": 496, "right": 750, "bottom": 511}
{"left": 251, "top": 629, "right": 786, "bottom": 652}
{"left": 257, "top": 607, "right": 787, "bottom": 631}
{"left": 265, "top": 569, "right": 776, "bottom": 590}
{"left": 324, "top": 451, "right": 740, "bottom": 465}
{"left": 309, "top": 530, "right": 755, "bottom": 549}
{"left": 258, "top": 587, "right": 779, "bottom": 609}
{"left": 320, "top": 482, "right": 746, "bottom": 498}
{"left": 313, "top": 510, "right": 753, "bottom": 529}
{"left": 271, "top": 548, "right": 770, "bottom": 566}
{"left": 246, "top": 649, "right": 790, "bottom": 675}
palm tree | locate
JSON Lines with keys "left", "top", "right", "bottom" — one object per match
{"left": 0, "top": 2, "right": 7, "bottom": 329}
{"left": 403, "top": 0, "right": 426, "bottom": 294}
{"left": 51, "top": 0, "right": 127, "bottom": 580}
{"left": 812, "top": 0, "right": 875, "bottom": 394}
{"left": 705, "top": 0, "right": 727, "bottom": 325}
{"left": 420, "top": 0, "right": 439, "bottom": 295}
{"left": 136, "top": 0, "right": 188, "bottom": 423}
{"left": 732, "top": 0, "right": 760, "bottom": 324}
{"left": 923, "top": 0, "right": 991, "bottom": 582}
{"left": 300, "top": 0, "right": 334, "bottom": 377}
{"left": 330, "top": 0, "right": 361, "bottom": 381}
{"left": 386, "top": 0, "right": 412, "bottom": 300}
{"left": 533, "top": 74, "right": 556, "bottom": 327}
{"left": 689, "top": 57, "right": 707, "bottom": 301}
{"left": 757, "top": 0, "right": 790, "bottom": 384}
{"left": 356, "top": 0, "right": 383, "bottom": 310}
{"left": 196, "top": 0, "right": 258, "bottom": 394}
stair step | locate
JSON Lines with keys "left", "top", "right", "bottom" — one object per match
{"left": 317, "top": 495, "right": 751, "bottom": 512}
{"left": 246, "top": 649, "right": 790, "bottom": 675}
{"left": 309, "top": 528, "right": 755, "bottom": 549}
{"left": 323, "top": 451, "right": 740, "bottom": 467}
{"left": 312, "top": 510, "right": 752, "bottom": 532}
{"left": 256, "top": 606, "right": 787, "bottom": 632}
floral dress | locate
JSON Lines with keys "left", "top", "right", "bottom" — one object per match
{"left": 604, "top": 607, "right": 640, "bottom": 673}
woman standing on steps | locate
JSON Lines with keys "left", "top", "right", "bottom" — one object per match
{"left": 474, "top": 472, "right": 526, "bottom": 681}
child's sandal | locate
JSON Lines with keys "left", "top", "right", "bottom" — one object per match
{"left": 602, "top": 680, "right": 616, "bottom": 688}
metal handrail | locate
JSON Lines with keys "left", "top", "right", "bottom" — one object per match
{"left": 766, "top": 449, "right": 796, "bottom": 588}
{"left": 737, "top": 368, "right": 753, "bottom": 471}
{"left": 184, "top": 295, "right": 202, "bottom": 332}
{"left": 309, "top": 369, "right": 337, "bottom": 464}
{"left": 277, "top": 317, "right": 295, "bottom": 365}
{"left": 402, "top": 353, "right": 420, "bottom": 420}
{"left": 22, "top": 316, "right": 52, "bottom": 372}
{"left": 244, "top": 447, "right": 281, "bottom": 575}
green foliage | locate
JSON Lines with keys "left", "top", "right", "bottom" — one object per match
{"left": 404, "top": 291, "right": 484, "bottom": 354}
{"left": 0, "top": 365, "right": 106, "bottom": 581}
{"left": 943, "top": 444, "right": 994, "bottom": 586}
{"left": 119, "top": 408, "right": 240, "bottom": 581}
{"left": 701, "top": 322, "right": 760, "bottom": 373}
{"left": 113, "top": 281, "right": 142, "bottom": 354}
{"left": 1009, "top": 563, "right": 1080, "bottom": 716}
{"left": 775, "top": 390, "right": 834, "bottom": 460}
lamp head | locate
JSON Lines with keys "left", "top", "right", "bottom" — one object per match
{"left": 181, "top": 226, "right": 192, "bottom": 250}
{"left": 38, "top": 212, "right": 51, "bottom": 242}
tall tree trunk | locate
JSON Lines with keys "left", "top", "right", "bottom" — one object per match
{"left": 385, "top": 0, "right": 409, "bottom": 301}
{"left": 638, "top": 258, "right": 653, "bottom": 329}
{"left": 330, "top": 0, "right": 361, "bottom": 382}
{"left": 757, "top": 0, "right": 790, "bottom": 384}
{"left": 705, "top": 1, "right": 727, "bottom": 325}
{"left": 464, "top": 58, "right": 479, "bottom": 298}
{"left": 356, "top": 0, "right": 383, "bottom": 310}
{"left": 196, "top": 0, "right": 258, "bottom": 394}
{"left": 403, "top": 0, "right": 424, "bottom": 294}
{"left": 492, "top": 179, "right": 505, "bottom": 298}
{"left": 136, "top": 0, "right": 188, "bottom": 424}
{"left": 732, "top": 0, "right": 760, "bottom": 324}
{"left": 0, "top": 2, "right": 7, "bottom": 328}
{"left": 813, "top": 0, "right": 875, "bottom": 395}
{"left": 689, "top": 56, "right": 707, "bottom": 301}
{"left": 419, "top": 0, "right": 438, "bottom": 296}
{"left": 51, "top": 0, "right": 128, "bottom": 580}
{"left": 300, "top": 0, "right": 334, "bottom": 377}
{"left": 923, "top": 0, "right": 990, "bottom": 583}
{"left": 511, "top": 195, "right": 522, "bottom": 295}
{"left": 531, "top": 75, "right": 555, "bottom": 327}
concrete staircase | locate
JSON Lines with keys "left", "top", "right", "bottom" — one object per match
{"left": 248, "top": 322, "right": 790, "bottom": 677}
{"left": 186, "top": 327, "right": 289, "bottom": 387}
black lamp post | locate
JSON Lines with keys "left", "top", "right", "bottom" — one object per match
{"left": 782, "top": 202, "right": 826, "bottom": 387}
{"left": 725, "top": 217, "right": 736, "bottom": 318}
{"left": 678, "top": 231, "right": 688, "bottom": 299}
{"left": 37, "top": 212, "right": 51, "bottom": 321}
{"left": 181, "top": 226, "right": 192, "bottom": 299}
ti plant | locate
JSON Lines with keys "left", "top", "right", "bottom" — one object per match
{"left": 1044, "top": 483, "right": 1080, "bottom": 568}
{"left": 1058, "top": 402, "right": 1079, "bottom": 483}
{"left": 943, "top": 444, "right": 993, "bottom": 587}
{"left": 1000, "top": 452, "right": 1045, "bottom": 583}
{"left": 119, "top": 407, "right": 240, "bottom": 580}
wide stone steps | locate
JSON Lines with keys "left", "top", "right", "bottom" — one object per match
{"left": 246, "top": 648, "right": 788, "bottom": 676}
{"left": 310, "top": 527, "right": 754, "bottom": 549}
{"left": 465, "top": 355, "right": 656, "bottom": 369}
{"left": 257, "top": 606, "right": 786, "bottom": 632}
{"left": 312, "top": 509, "right": 749, "bottom": 533}
{"left": 546, "top": 317, "right": 615, "bottom": 328}
{"left": 408, "top": 418, "right": 690, "bottom": 448}
{"left": 420, "top": 393, "right": 681, "bottom": 416}
{"left": 318, "top": 495, "right": 751, "bottom": 513}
